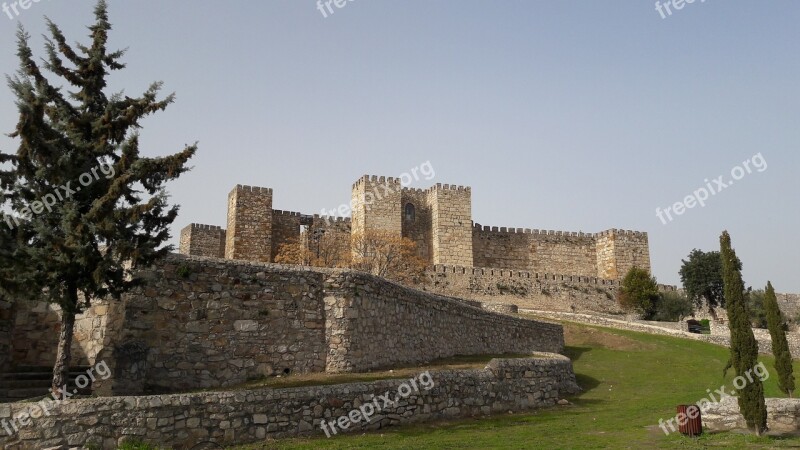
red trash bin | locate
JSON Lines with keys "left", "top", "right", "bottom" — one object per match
{"left": 676, "top": 404, "right": 702, "bottom": 437}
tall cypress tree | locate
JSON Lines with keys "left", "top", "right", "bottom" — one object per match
{"left": 720, "top": 231, "right": 767, "bottom": 435}
{"left": 0, "top": 1, "right": 195, "bottom": 397}
{"left": 764, "top": 281, "right": 795, "bottom": 397}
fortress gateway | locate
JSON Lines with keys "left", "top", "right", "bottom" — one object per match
{"left": 180, "top": 175, "right": 651, "bottom": 280}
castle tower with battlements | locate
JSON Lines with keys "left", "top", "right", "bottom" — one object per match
{"left": 179, "top": 175, "right": 651, "bottom": 279}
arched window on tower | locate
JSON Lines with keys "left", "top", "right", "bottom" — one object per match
{"left": 404, "top": 203, "right": 416, "bottom": 222}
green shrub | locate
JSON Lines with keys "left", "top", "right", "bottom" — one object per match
{"left": 648, "top": 291, "right": 694, "bottom": 322}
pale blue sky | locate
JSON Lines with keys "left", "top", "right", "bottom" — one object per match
{"left": 0, "top": 1, "right": 797, "bottom": 291}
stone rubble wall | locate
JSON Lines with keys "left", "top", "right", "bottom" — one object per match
{"left": 77, "top": 255, "right": 565, "bottom": 395}
{"left": 0, "top": 354, "right": 580, "bottom": 450}
{"left": 427, "top": 264, "right": 644, "bottom": 314}
{"left": 702, "top": 396, "right": 800, "bottom": 433}
{"left": 322, "top": 270, "right": 564, "bottom": 373}
{"left": 100, "top": 256, "right": 329, "bottom": 394}
{"left": 9, "top": 300, "right": 117, "bottom": 368}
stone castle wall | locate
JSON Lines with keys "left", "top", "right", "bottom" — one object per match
{"left": 0, "top": 355, "right": 580, "bottom": 450}
{"left": 428, "top": 264, "right": 628, "bottom": 314}
{"left": 306, "top": 216, "right": 351, "bottom": 267}
{"left": 472, "top": 227, "right": 599, "bottom": 276}
{"left": 179, "top": 224, "right": 226, "bottom": 259}
{"left": 270, "top": 210, "right": 302, "bottom": 260}
{"left": 77, "top": 255, "right": 566, "bottom": 395}
{"left": 98, "top": 257, "right": 329, "bottom": 394}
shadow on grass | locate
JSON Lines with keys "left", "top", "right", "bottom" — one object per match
{"left": 574, "top": 373, "right": 601, "bottom": 391}
{"left": 563, "top": 345, "right": 591, "bottom": 362}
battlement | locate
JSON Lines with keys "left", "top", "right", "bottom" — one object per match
{"left": 180, "top": 223, "right": 226, "bottom": 259}
{"left": 352, "top": 175, "right": 403, "bottom": 190}
{"left": 433, "top": 264, "right": 621, "bottom": 286}
{"left": 187, "top": 223, "right": 225, "bottom": 232}
{"left": 426, "top": 183, "right": 471, "bottom": 193}
{"left": 595, "top": 228, "right": 648, "bottom": 239}
{"left": 473, "top": 223, "right": 593, "bottom": 238}
{"left": 184, "top": 174, "right": 651, "bottom": 281}
{"left": 231, "top": 184, "right": 273, "bottom": 195}
{"left": 273, "top": 210, "right": 303, "bottom": 218}
{"left": 311, "top": 214, "right": 352, "bottom": 224}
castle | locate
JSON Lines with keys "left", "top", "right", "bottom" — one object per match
{"left": 180, "top": 175, "right": 652, "bottom": 280}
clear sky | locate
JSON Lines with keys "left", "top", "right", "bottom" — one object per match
{"left": 0, "top": 1, "right": 797, "bottom": 291}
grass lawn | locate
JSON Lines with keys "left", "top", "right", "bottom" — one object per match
{"left": 224, "top": 320, "right": 800, "bottom": 450}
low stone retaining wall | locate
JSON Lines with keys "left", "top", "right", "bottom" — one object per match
{"left": 702, "top": 396, "right": 800, "bottom": 433}
{"left": 481, "top": 302, "right": 519, "bottom": 315}
{"left": 0, "top": 354, "right": 580, "bottom": 450}
{"left": 523, "top": 310, "right": 798, "bottom": 357}
{"left": 325, "top": 272, "right": 564, "bottom": 372}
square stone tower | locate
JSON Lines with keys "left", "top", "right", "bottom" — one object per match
{"left": 350, "top": 175, "right": 402, "bottom": 239}
{"left": 427, "top": 184, "right": 473, "bottom": 267}
{"left": 225, "top": 185, "right": 273, "bottom": 262}
{"left": 179, "top": 224, "right": 226, "bottom": 258}
{"left": 595, "top": 229, "right": 651, "bottom": 279}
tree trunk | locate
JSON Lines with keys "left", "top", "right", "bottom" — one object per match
{"left": 51, "top": 287, "right": 78, "bottom": 399}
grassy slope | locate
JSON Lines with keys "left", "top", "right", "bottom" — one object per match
{"left": 229, "top": 321, "right": 800, "bottom": 450}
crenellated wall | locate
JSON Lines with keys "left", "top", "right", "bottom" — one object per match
{"left": 181, "top": 176, "right": 651, "bottom": 281}
{"left": 270, "top": 210, "right": 303, "bottom": 260}
{"left": 428, "top": 264, "right": 631, "bottom": 314}
{"left": 306, "top": 215, "right": 351, "bottom": 267}
{"left": 179, "top": 224, "right": 226, "bottom": 258}
{"left": 472, "top": 226, "right": 649, "bottom": 279}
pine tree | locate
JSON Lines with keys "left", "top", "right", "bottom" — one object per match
{"left": 720, "top": 231, "right": 767, "bottom": 435}
{"left": 764, "top": 281, "right": 795, "bottom": 397}
{"left": 0, "top": 1, "right": 195, "bottom": 397}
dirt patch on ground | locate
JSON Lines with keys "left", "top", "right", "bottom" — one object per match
{"left": 563, "top": 323, "right": 658, "bottom": 352}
